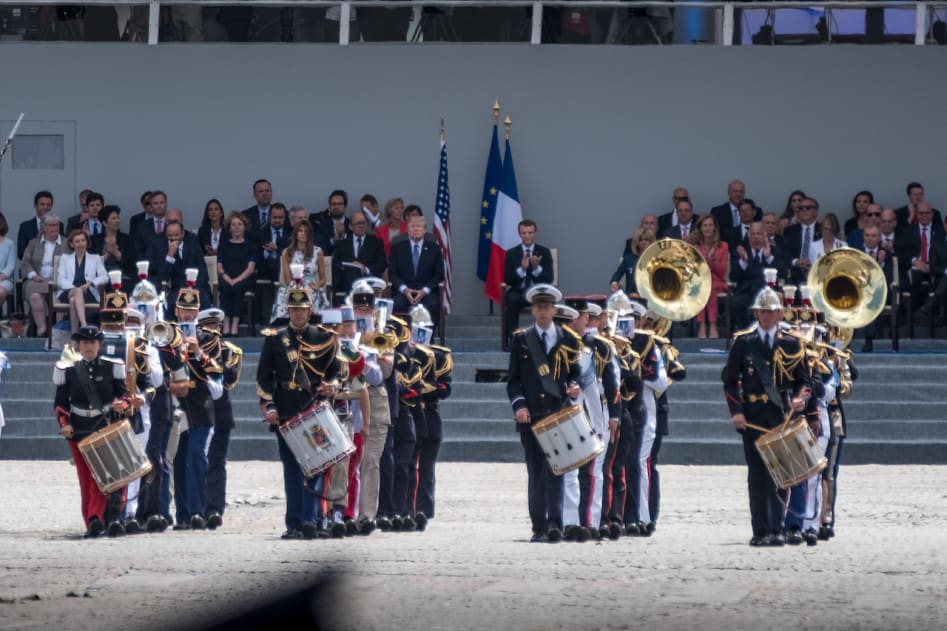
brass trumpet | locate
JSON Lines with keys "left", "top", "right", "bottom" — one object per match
{"left": 362, "top": 300, "right": 398, "bottom": 354}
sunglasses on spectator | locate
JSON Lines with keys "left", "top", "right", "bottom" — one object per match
{"left": 866, "top": 212, "right": 881, "bottom": 217}
{"left": 673, "top": 196, "right": 689, "bottom": 202}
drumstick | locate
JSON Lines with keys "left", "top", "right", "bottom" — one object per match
{"left": 743, "top": 423, "right": 772, "bottom": 434}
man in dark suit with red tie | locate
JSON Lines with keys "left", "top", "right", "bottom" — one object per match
{"left": 660, "top": 198, "right": 698, "bottom": 240}
{"left": 859, "top": 225, "right": 895, "bottom": 352}
{"left": 896, "top": 202, "right": 944, "bottom": 318}
{"left": 331, "top": 210, "right": 387, "bottom": 302}
{"left": 503, "top": 219, "right": 554, "bottom": 349}
{"left": 133, "top": 191, "right": 169, "bottom": 258}
{"left": 389, "top": 214, "right": 443, "bottom": 329}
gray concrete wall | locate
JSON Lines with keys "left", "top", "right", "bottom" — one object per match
{"left": 2, "top": 44, "right": 945, "bottom": 314}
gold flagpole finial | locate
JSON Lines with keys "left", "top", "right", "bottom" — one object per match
{"left": 440, "top": 114, "right": 445, "bottom": 143}
{"left": 492, "top": 99, "right": 501, "bottom": 124}
{"left": 504, "top": 115, "right": 512, "bottom": 140}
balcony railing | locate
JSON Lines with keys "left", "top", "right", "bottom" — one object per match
{"left": 0, "top": 1, "right": 944, "bottom": 47}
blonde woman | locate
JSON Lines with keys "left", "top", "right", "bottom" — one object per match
{"left": 57, "top": 230, "right": 108, "bottom": 333}
{"left": 216, "top": 211, "right": 257, "bottom": 337}
{"left": 609, "top": 227, "right": 655, "bottom": 296}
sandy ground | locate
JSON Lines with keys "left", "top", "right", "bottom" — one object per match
{"left": 0, "top": 461, "right": 945, "bottom": 631}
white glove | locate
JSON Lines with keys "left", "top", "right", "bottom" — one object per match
{"left": 207, "top": 378, "right": 224, "bottom": 401}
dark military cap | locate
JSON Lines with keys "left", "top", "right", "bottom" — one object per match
{"left": 564, "top": 296, "right": 588, "bottom": 314}
{"left": 72, "top": 325, "right": 104, "bottom": 342}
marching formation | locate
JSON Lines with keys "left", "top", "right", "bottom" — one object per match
{"left": 52, "top": 267, "right": 453, "bottom": 539}
{"left": 53, "top": 234, "right": 871, "bottom": 547}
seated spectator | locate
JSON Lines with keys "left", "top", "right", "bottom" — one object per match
{"left": 844, "top": 190, "right": 874, "bottom": 238}
{"left": 17, "top": 190, "right": 58, "bottom": 260}
{"left": 762, "top": 212, "right": 783, "bottom": 249}
{"left": 661, "top": 198, "right": 697, "bottom": 240}
{"left": 725, "top": 199, "right": 757, "bottom": 251}
{"left": 289, "top": 205, "right": 308, "bottom": 230}
{"left": 879, "top": 208, "right": 898, "bottom": 259}
{"left": 242, "top": 179, "right": 273, "bottom": 244}
{"left": 916, "top": 216, "right": 947, "bottom": 325}
{"left": 310, "top": 189, "right": 350, "bottom": 255}
{"left": 57, "top": 230, "right": 109, "bottom": 333}
{"left": 858, "top": 225, "right": 895, "bottom": 352}
{"left": 133, "top": 190, "right": 169, "bottom": 258}
{"left": 332, "top": 210, "right": 387, "bottom": 301}
{"left": 690, "top": 214, "right": 729, "bottom": 339}
{"left": 90, "top": 205, "right": 134, "bottom": 291}
{"left": 376, "top": 197, "right": 406, "bottom": 257}
{"left": 502, "top": 219, "right": 553, "bottom": 344}
{"left": 21, "top": 215, "right": 64, "bottom": 336}
{"left": 256, "top": 203, "right": 289, "bottom": 325}
{"left": 198, "top": 199, "right": 227, "bottom": 256}
{"left": 390, "top": 213, "right": 444, "bottom": 329}
{"left": 777, "top": 190, "right": 806, "bottom": 235}
{"left": 895, "top": 181, "right": 943, "bottom": 229}
{"left": 657, "top": 187, "right": 690, "bottom": 236}
{"left": 359, "top": 193, "right": 382, "bottom": 232}
{"left": 128, "top": 191, "right": 153, "bottom": 241}
{"left": 216, "top": 212, "right": 257, "bottom": 336}
{"left": 846, "top": 203, "right": 882, "bottom": 252}
{"left": 270, "top": 221, "right": 330, "bottom": 325}
{"left": 897, "top": 202, "right": 945, "bottom": 318}
{"left": 390, "top": 204, "right": 437, "bottom": 248}
{"left": 65, "top": 189, "right": 92, "bottom": 234}
{"left": 809, "top": 213, "right": 847, "bottom": 260}
{"left": 147, "top": 218, "right": 212, "bottom": 309}
{"left": 783, "top": 197, "right": 821, "bottom": 284}
{"left": 730, "top": 222, "right": 784, "bottom": 331}
{"left": 639, "top": 214, "right": 659, "bottom": 239}
{"left": 711, "top": 179, "right": 760, "bottom": 233}
{"left": 610, "top": 226, "right": 655, "bottom": 296}
{"left": 79, "top": 192, "right": 106, "bottom": 237}
{"left": 0, "top": 213, "right": 14, "bottom": 308}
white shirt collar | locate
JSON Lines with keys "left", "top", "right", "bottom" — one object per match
{"left": 411, "top": 239, "right": 424, "bottom": 248}
{"left": 758, "top": 326, "right": 778, "bottom": 341}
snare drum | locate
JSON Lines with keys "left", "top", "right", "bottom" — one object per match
{"left": 755, "top": 419, "right": 828, "bottom": 490}
{"left": 531, "top": 404, "right": 605, "bottom": 476}
{"left": 77, "top": 420, "right": 152, "bottom": 494}
{"left": 279, "top": 402, "right": 355, "bottom": 478}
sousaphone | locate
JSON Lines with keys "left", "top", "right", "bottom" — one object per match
{"left": 806, "top": 247, "right": 887, "bottom": 329}
{"left": 634, "top": 238, "right": 712, "bottom": 322}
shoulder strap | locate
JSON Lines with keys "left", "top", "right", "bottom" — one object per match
{"left": 524, "top": 328, "right": 562, "bottom": 399}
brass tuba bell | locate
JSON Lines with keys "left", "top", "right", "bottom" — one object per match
{"left": 362, "top": 299, "right": 398, "bottom": 354}
{"left": 806, "top": 247, "right": 888, "bottom": 329}
{"left": 634, "top": 238, "right": 712, "bottom": 322}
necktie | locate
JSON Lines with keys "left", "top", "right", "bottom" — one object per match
{"left": 541, "top": 330, "right": 549, "bottom": 352}
{"left": 754, "top": 250, "right": 761, "bottom": 264}
{"left": 412, "top": 243, "right": 420, "bottom": 274}
{"left": 156, "top": 219, "right": 163, "bottom": 234}
{"left": 921, "top": 227, "right": 929, "bottom": 264}
{"left": 355, "top": 237, "right": 362, "bottom": 259}
{"left": 801, "top": 225, "right": 811, "bottom": 260}
{"left": 681, "top": 225, "right": 689, "bottom": 239}
{"left": 37, "top": 217, "right": 42, "bottom": 233}
{"left": 764, "top": 332, "right": 771, "bottom": 349}
{"left": 259, "top": 209, "right": 268, "bottom": 227}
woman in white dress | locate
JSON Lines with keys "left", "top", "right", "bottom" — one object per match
{"left": 270, "top": 220, "right": 330, "bottom": 324}
{"left": 809, "top": 212, "right": 847, "bottom": 261}
{"left": 57, "top": 230, "right": 109, "bottom": 333}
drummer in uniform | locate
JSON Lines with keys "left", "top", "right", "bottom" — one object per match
{"left": 197, "top": 307, "right": 243, "bottom": 530}
{"left": 98, "top": 281, "right": 163, "bottom": 534}
{"left": 256, "top": 287, "right": 340, "bottom": 540}
{"left": 172, "top": 287, "right": 224, "bottom": 530}
{"left": 53, "top": 325, "right": 130, "bottom": 537}
{"left": 722, "top": 287, "right": 811, "bottom": 547}
{"left": 507, "top": 284, "right": 582, "bottom": 543}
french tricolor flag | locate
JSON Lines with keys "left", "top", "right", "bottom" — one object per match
{"left": 485, "top": 138, "right": 522, "bottom": 304}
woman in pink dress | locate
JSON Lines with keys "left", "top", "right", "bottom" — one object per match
{"left": 690, "top": 214, "right": 729, "bottom": 339}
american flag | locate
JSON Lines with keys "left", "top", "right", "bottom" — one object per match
{"left": 433, "top": 138, "right": 452, "bottom": 314}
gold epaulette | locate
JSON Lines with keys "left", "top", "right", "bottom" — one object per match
{"left": 433, "top": 347, "right": 453, "bottom": 378}
{"left": 511, "top": 327, "right": 525, "bottom": 337}
{"left": 430, "top": 343, "right": 452, "bottom": 354}
{"left": 260, "top": 327, "right": 278, "bottom": 337}
{"left": 256, "top": 384, "right": 273, "bottom": 401}
{"left": 224, "top": 342, "right": 243, "bottom": 367}
{"left": 731, "top": 323, "right": 760, "bottom": 339}
{"left": 315, "top": 324, "right": 338, "bottom": 336}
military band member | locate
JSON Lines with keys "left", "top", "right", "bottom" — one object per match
{"left": 507, "top": 284, "right": 582, "bottom": 543}
{"left": 821, "top": 333, "right": 855, "bottom": 541}
{"left": 406, "top": 303, "right": 452, "bottom": 529}
{"left": 256, "top": 287, "right": 340, "bottom": 539}
{"left": 172, "top": 287, "right": 224, "bottom": 530}
{"left": 351, "top": 283, "right": 393, "bottom": 534}
{"left": 723, "top": 287, "right": 812, "bottom": 547}
{"left": 197, "top": 308, "right": 244, "bottom": 530}
{"left": 99, "top": 287, "right": 162, "bottom": 534}
{"left": 389, "top": 316, "right": 423, "bottom": 531}
{"left": 54, "top": 326, "right": 130, "bottom": 537}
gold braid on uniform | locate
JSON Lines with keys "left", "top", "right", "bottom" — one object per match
{"left": 773, "top": 344, "right": 807, "bottom": 384}
{"left": 633, "top": 329, "right": 657, "bottom": 360}
{"left": 552, "top": 326, "right": 583, "bottom": 381}
{"left": 291, "top": 334, "right": 336, "bottom": 384}
{"left": 133, "top": 338, "right": 152, "bottom": 375}
{"left": 592, "top": 335, "right": 612, "bottom": 380}
{"left": 431, "top": 344, "right": 453, "bottom": 378}
{"left": 415, "top": 346, "right": 437, "bottom": 394}
{"left": 223, "top": 342, "right": 243, "bottom": 391}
